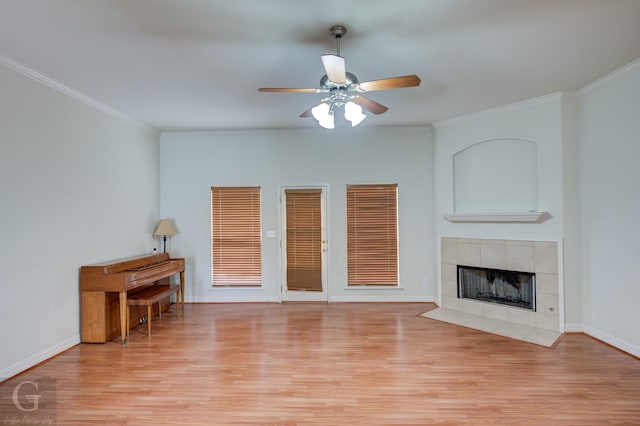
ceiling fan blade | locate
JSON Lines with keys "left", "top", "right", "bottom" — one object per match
{"left": 300, "top": 106, "right": 314, "bottom": 118}
{"left": 299, "top": 98, "right": 328, "bottom": 118}
{"left": 321, "top": 54, "right": 346, "bottom": 84}
{"left": 358, "top": 75, "right": 421, "bottom": 92}
{"left": 351, "top": 95, "right": 389, "bottom": 115}
{"left": 258, "top": 87, "right": 318, "bottom": 93}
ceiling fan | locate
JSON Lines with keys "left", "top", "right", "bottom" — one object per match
{"left": 258, "top": 25, "right": 421, "bottom": 128}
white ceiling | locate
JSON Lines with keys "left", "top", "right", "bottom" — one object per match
{"left": 1, "top": 0, "right": 640, "bottom": 132}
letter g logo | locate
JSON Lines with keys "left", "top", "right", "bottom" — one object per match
{"left": 12, "top": 380, "right": 41, "bottom": 412}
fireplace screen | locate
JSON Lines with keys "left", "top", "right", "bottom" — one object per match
{"left": 457, "top": 265, "right": 536, "bottom": 311}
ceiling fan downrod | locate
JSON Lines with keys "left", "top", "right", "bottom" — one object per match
{"left": 330, "top": 25, "right": 346, "bottom": 56}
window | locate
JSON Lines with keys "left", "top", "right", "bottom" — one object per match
{"left": 346, "top": 183, "right": 398, "bottom": 286}
{"left": 211, "top": 186, "right": 262, "bottom": 286}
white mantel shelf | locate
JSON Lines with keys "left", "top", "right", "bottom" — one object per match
{"left": 443, "top": 211, "right": 550, "bottom": 223}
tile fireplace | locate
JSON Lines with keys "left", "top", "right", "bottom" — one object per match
{"left": 440, "top": 238, "right": 561, "bottom": 333}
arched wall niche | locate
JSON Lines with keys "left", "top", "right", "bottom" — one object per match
{"left": 453, "top": 138, "right": 538, "bottom": 213}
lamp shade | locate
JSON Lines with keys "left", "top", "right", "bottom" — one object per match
{"left": 153, "top": 219, "right": 177, "bottom": 236}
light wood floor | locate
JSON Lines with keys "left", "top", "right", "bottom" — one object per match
{"left": 3, "top": 303, "right": 640, "bottom": 425}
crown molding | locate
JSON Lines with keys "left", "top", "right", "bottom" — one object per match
{"left": 433, "top": 92, "right": 566, "bottom": 128}
{"left": 0, "top": 54, "right": 157, "bottom": 134}
{"left": 577, "top": 57, "right": 640, "bottom": 95}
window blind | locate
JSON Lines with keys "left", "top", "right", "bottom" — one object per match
{"left": 346, "top": 184, "right": 398, "bottom": 286}
{"left": 211, "top": 186, "right": 262, "bottom": 286}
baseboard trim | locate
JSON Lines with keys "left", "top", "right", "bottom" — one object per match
{"left": 330, "top": 295, "right": 436, "bottom": 303}
{"left": 192, "top": 295, "right": 436, "bottom": 303}
{"left": 582, "top": 325, "right": 640, "bottom": 359}
{"left": 563, "top": 323, "right": 584, "bottom": 333}
{"left": 1, "top": 335, "right": 80, "bottom": 382}
{"left": 562, "top": 322, "right": 639, "bottom": 359}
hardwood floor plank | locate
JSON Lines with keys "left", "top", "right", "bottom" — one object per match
{"left": 1, "top": 303, "right": 639, "bottom": 425}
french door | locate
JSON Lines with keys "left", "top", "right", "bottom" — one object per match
{"left": 280, "top": 186, "right": 328, "bottom": 301}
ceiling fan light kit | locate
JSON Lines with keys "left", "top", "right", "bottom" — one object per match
{"left": 258, "top": 25, "right": 421, "bottom": 129}
{"left": 311, "top": 102, "right": 335, "bottom": 129}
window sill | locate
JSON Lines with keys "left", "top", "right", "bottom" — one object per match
{"left": 345, "top": 286, "right": 404, "bottom": 290}
{"left": 208, "top": 286, "right": 264, "bottom": 291}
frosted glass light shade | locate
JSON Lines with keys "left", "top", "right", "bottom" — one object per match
{"left": 311, "top": 102, "right": 335, "bottom": 129}
{"left": 344, "top": 101, "right": 366, "bottom": 127}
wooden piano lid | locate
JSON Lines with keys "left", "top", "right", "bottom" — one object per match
{"left": 83, "top": 252, "right": 171, "bottom": 274}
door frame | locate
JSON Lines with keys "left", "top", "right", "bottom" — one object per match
{"left": 278, "top": 184, "right": 329, "bottom": 302}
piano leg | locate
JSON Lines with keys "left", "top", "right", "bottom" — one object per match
{"left": 180, "top": 270, "right": 185, "bottom": 310}
{"left": 119, "top": 291, "right": 128, "bottom": 345}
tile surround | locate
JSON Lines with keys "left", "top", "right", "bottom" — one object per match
{"left": 506, "top": 244, "right": 535, "bottom": 271}
{"left": 440, "top": 237, "right": 561, "bottom": 333}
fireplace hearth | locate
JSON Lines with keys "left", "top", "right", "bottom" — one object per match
{"left": 457, "top": 265, "right": 536, "bottom": 311}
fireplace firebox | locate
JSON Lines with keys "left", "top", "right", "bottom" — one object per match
{"left": 457, "top": 265, "right": 536, "bottom": 311}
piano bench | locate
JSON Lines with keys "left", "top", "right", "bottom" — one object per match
{"left": 126, "top": 285, "right": 181, "bottom": 337}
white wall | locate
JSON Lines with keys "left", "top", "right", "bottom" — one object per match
{"left": 578, "top": 60, "right": 640, "bottom": 355}
{"left": 160, "top": 127, "right": 435, "bottom": 303}
{"left": 560, "top": 95, "right": 582, "bottom": 331}
{"left": 433, "top": 94, "right": 565, "bottom": 241}
{"left": 432, "top": 94, "right": 570, "bottom": 317}
{"left": 0, "top": 63, "right": 160, "bottom": 379}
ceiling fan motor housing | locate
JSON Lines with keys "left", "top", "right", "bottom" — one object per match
{"left": 319, "top": 71, "right": 359, "bottom": 107}
{"left": 319, "top": 72, "right": 358, "bottom": 91}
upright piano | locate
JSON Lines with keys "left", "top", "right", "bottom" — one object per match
{"left": 80, "top": 253, "right": 185, "bottom": 344}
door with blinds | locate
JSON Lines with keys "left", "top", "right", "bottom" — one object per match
{"left": 281, "top": 187, "right": 327, "bottom": 301}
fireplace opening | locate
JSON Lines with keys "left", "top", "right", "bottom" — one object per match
{"left": 457, "top": 265, "right": 536, "bottom": 311}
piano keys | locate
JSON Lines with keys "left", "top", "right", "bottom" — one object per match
{"left": 80, "top": 253, "right": 185, "bottom": 344}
